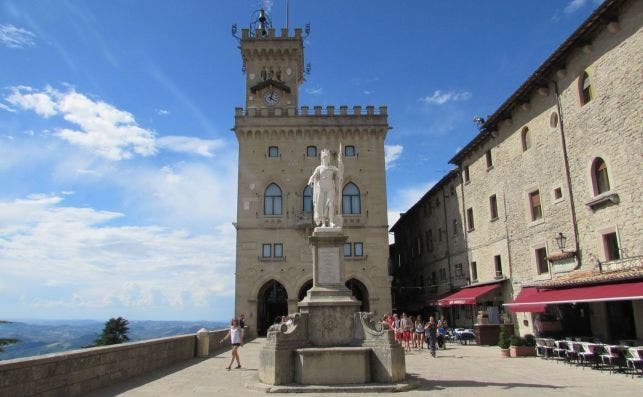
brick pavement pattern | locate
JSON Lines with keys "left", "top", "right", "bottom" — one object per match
{"left": 88, "top": 338, "right": 641, "bottom": 397}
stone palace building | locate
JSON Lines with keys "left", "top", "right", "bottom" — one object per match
{"left": 390, "top": 0, "right": 642, "bottom": 341}
{"left": 232, "top": 23, "right": 392, "bottom": 336}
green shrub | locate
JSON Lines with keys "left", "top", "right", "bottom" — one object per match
{"left": 498, "top": 326, "right": 511, "bottom": 349}
{"left": 523, "top": 334, "right": 536, "bottom": 347}
{"left": 510, "top": 335, "right": 524, "bottom": 346}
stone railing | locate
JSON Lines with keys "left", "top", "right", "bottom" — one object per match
{"left": 0, "top": 328, "right": 247, "bottom": 397}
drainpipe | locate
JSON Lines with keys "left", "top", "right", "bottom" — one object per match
{"left": 553, "top": 80, "right": 581, "bottom": 267}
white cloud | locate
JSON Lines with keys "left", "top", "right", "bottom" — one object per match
{"left": 384, "top": 144, "right": 403, "bottom": 169}
{"left": 6, "top": 86, "right": 58, "bottom": 117}
{"left": 305, "top": 86, "right": 323, "bottom": 96}
{"left": 157, "top": 135, "right": 225, "bottom": 157}
{"left": 363, "top": 90, "right": 373, "bottom": 95}
{"left": 156, "top": 108, "right": 170, "bottom": 116}
{"left": 0, "top": 102, "right": 16, "bottom": 113}
{"left": 419, "top": 90, "right": 472, "bottom": 105}
{"left": 0, "top": 24, "right": 35, "bottom": 48}
{"left": 564, "top": 0, "right": 588, "bottom": 14}
{"left": 0, "top": 194, "right": 235, "bottom": 314}
{"left": 5, "top": 85, "right": 223, "bottom": 161}
{"left": 387, "top": 180, "right": 437, "bottom": 243}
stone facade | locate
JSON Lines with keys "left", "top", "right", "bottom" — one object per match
{"left": 391, "top": 0, "right": 642, "bottom": 337}
{"left": 233, "top": 28, "right": 392, "bottom": 336}
{"left": 390, "top": 170, "right": 472, "bottom": 326}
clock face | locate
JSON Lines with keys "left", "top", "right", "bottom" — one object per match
{"left": 263, "top": 90, "right": 281, "bottom": 106}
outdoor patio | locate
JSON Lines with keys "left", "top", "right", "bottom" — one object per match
{"left": 88, "top": 338, "right": 642, "bottom": 396}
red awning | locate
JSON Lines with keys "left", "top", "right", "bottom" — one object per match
{"left": 505, "top": 281, "right": 643, "bottom": 313}
{"left": 438, "top": 283, "right": 501, "bottom": 306}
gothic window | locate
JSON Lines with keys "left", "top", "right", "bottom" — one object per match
{"left": 262, "top": 244, "right": 272, "bottom": 258}
{"left": 268, "top": 146, "right": 279, "bottom": 157}
{"left": 344, "top": 243, "right": 352, "bottom": 257}
{"left": 342, "top": 182, "right": 361, "bottom": 214}
{"left": 579, "top": 71, "right": 593, "bottom": 105}
{"left": 354, "top": 242, "right": 364, "bottom": 257}
{"left": 264, "top": 183, "right": 282, "bottom": 215}
{"left": 591, "top": 157, "right": 610, "bottom": 195}
{"left": 274, "top": 243, "right": 283, "bottom": 258}
{"left": 344, "top": 145, "right": 356, "bottom": 157}
{"left": 521, "top": 127, "right": 531, "bottom": 151}
{"left": 303, "top": 185, "right": 313, "bottom": 213}
{"left": 306, "top": 146, "right": 317, "bottom": 157}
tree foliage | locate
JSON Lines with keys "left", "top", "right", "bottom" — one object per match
{"left": 94, "top": 317, "right": 130, "bottom": 346}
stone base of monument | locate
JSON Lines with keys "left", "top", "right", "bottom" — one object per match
{"left": 256, "top": 227, "right": 407, "bottom": 388}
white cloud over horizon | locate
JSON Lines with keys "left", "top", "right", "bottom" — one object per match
{"left": 5, "top": 85, "right": 224, "bottom": 160}
{"left": 0, "top": 194, "right": 235, "bottom": 318}
{"left": 419, "top": 90, "right": 472, "bottom": 105}
{"left": 564, "top": 0, "right": 588, "bottom": 14}
{"left": 0, "top": 24, "right": 36, "bottom": 48}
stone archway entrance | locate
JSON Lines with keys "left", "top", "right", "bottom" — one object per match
{"left": 257, "top": 280, "right": 288, "bottom": 336}
{"left": 345, "top": 278, "right": 369, "bottom": 312}
{"left": 298, "top": 279, "right": 313, "bottom": 302}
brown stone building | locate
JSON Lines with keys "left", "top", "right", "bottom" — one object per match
{"left": 391, "top": 0, "right": 642, "bottom": 340}
{"left": 233, "top": 26, "right": 392, "bottom": 336}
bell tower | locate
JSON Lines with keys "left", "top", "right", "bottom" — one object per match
{"left": 236, "top": 9, "right": 304, "bottom": 110}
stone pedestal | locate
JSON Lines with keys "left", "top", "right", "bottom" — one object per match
{"left": 298, "top": 227, "right": 361, "bottom": 346}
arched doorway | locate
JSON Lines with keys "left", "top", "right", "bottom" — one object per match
{"left": 257, "top": 280, "right": 288, "bottom": 336}
{"left": 345, "top": 278, "right": 369, "bottom": 312}
{"left": 298, "top": 279, "right": 313, "bottom": 302}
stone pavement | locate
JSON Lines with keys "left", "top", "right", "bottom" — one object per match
{"left": 88, "top": 338, "right": 642, "bottom": 397}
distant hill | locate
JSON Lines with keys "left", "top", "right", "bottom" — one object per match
{"left": 0, "top": 319, "right": 228, "bottom": 360}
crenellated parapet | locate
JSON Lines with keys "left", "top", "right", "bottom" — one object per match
{"left": 236, "top": 105, "right": 387, "bottom": 117}
{"left": 234, "top": 105, "right": 389, "bottom": 141}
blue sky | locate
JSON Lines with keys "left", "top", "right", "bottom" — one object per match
{"left": 0, "top": 0, "right": 599, "bottom": 321}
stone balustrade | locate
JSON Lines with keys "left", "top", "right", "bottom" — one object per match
{"left": 0, "top": 328, "right": 246, "bottom": 397}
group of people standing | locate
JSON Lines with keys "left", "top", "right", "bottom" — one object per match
{"left": 383, "top": 313, "right": 449, "bottom": 358}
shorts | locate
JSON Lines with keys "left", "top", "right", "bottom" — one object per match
{"left": 232, "top": 343, "right": 241, "bottom": 346}
{"left": 403, "top": 331, "right": 411, "bottom": 341}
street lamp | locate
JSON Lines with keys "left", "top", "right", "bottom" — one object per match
{"left": 555, "top": 232, "right": 567, "bottom": 251}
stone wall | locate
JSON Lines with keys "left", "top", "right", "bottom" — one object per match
{"left": 0, "top": 329, "right": 236, "bottom": 397}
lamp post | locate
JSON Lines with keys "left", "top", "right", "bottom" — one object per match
{"left": 555, "top": 232, "right": 567, "bottom": 252}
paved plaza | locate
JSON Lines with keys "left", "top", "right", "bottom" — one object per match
{"left": 88, "top": 338, "right": 642, "bottom": 397}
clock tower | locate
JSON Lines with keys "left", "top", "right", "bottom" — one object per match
{"left": 239, "top": 13, "right": 304, "bottom": 111}
{"left": 232, "top": 9, "right": 392, "bottom": 337}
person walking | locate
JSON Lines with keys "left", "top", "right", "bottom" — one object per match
{"left": 415, "top": 316, "right": 425, "bottom": 350}
{"left": 220, "top": 318, "right": 243, "bottom": 370}
{"left": 401, "top": 313, "right": 412, "bottom": 352}
{"left": 425, "top": 316, "right": 437, "bottom": 357}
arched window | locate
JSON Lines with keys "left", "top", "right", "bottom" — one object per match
{"left": 592, "top": 158, "right": 610, "bottom": 195}
{"left": 303, "top": 185, "right": 313, "bottom": 213}
{"left": 342, "top": 182, "right": 361, "bottom": 214}
{"left": 264, "top": 183, "right": 282, "bottom": 215}
{"left": 521, "top": 127, "right": 531, "bottom": 151}
{"left": 580, "top": 71, "right": 592, "bottom": 105}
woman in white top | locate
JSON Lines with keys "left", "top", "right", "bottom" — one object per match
{"left": 220, "top": 318, "right": 243, "bottom": 370}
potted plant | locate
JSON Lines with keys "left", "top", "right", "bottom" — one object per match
{"left": 510, "top": 334, "right": 536, "bottom": 357}
{"left": 498, "top": 326, "right": 511, "bottom": 357}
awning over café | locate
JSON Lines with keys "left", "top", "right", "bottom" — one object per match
{"left": 438, "top": 282, "right": 501, "bottom": 306}
{"left": 504, "top": 281, "right": 643, "bottom": 313}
